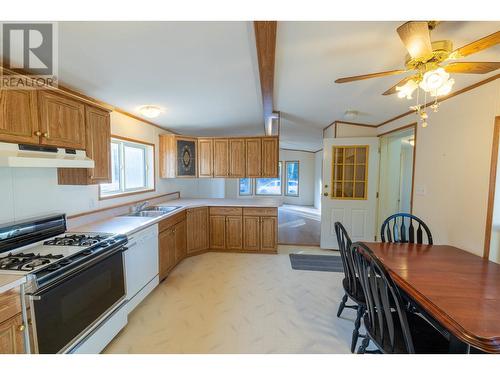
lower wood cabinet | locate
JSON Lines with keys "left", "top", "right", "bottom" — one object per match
{"left": 243, "top": 216, "right": 260, "bottom": 251}
{"left": 209, "top": 215, "right": 226, "bottom": 250}
{"left": 260, "top": 216, "right": 278, "bottom": 251}
{"left": 0, "top": 313, "right": 25, "bottom": 354}
{"left": 158, "top": 212, "right": 187, "bottom": 281}
{"left": 186, "top": 207, "right": 209, "bottom": 254}
{"left": 210, "top": 207, "right": 277, "bottom": 253}
{"left": 225, "top": 215, "right": 243, "bottom": 250}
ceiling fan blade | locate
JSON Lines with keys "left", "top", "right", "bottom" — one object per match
{"left": 396, "top": 21, "right": 433, "bottom": 59}
{"left": 450, "top": 31, "right": 500, "bottom": 58}
{"left": 444, "top": 62, "right": 500, "bottom": 74}
{"left": 382, "top": 75, "right": 419, "bottom": 96}
{"left": 335, "top": 70, "right": 406, "bottom": 83}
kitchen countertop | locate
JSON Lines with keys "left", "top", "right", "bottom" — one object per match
{"left": 0, "top": 274, "right": 26, "bottom": 294}
{"left": 75, "top": 197, "right": 281, "bottom": 237}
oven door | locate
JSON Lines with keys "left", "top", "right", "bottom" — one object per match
{"left": 29, "top": 247, "right": 126, "bottom": 354}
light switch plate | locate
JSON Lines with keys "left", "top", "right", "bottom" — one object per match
{"left": 415, "top": 185, "right": 427, "bottom": 196}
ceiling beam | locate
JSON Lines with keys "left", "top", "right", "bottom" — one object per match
{"left": 254, "top": 21, "right": 277, "bottom": 134}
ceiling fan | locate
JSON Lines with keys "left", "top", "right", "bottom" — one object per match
{"left": 335, "top": 22, "right": 500, "bottom": 100}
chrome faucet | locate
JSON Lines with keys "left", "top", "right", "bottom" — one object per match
{"left": 131, "top": 201, "right": 149, "bottom": 213}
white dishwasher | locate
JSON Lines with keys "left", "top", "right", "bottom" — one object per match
{"left": 124, "top": 224, "right": 159, "bottom": 314}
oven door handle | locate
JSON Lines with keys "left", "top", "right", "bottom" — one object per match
{"left": 30, "top": 245, "right": 127, "bottom": 298}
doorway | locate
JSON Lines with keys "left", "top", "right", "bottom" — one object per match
{"left": 376, "top": 125, "right": 416, "bottom": 240}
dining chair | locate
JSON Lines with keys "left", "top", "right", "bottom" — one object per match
{"left": 380, "top": 213, "right": 433, "bottom": 244}
{"left": 334, "top": 222, "right": 366, "bottom": 353}
{"left": 351, "top": 242, "right": 448, "bottom": 354}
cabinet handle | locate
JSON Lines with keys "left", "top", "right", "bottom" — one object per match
{"left": 42, "top": 132, "right": 49, "bottom": 138}
{"left": 18, "top": 325, "right": 25, "bottom": 332}
{"left": 34, "top": 131, "right": 41, "bottom": 136}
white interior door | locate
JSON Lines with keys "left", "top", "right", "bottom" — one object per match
{"left": 320, "top": 137, "right": 380, "bottom": 249}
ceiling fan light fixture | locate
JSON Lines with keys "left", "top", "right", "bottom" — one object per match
{"left": 419, "top": 68, "right": 449, "bottom": 92}
{"left": 396, "top": 79, "right": 418, "bottom": 99}
{"left": 432, "top": 78, "right": 455, "bottom": 97}
{"left": 139, "top": 105, "right": 162, "bottom": 118}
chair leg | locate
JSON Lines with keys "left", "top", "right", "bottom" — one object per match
{"left": 357, "top": 336, "right": 370, "bottom": 354}
{"left": 337, "top": 294, "right": 348, "bottom": 317}
{"left": 351, "top": 305, "right": 365, "bottom": 353}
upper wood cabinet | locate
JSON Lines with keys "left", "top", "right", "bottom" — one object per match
{"left": 57, "top": 105, "right": 111, "bottom": 185}
{"left": 245, "top": 138, "right": 262, "bottom": 177}
{"left": 186, "top": 207, "right": 209, "bottom": 254}
{"left": 213, "top": 139, "right": 229, "bottom": 177}
{"left": 160, "top": 135, "right": 279, "bottom": 179}
{"left": 0, "top": 90, "right": 40, "bottom": 145}
{"left": 262, "top": 137, "right": 279, "bottom": 177}
{"left": 229, "top": 138, "right": 245, "bottom": 178}
{"left": 198, "top": 139, "right": 213, "bottom": 178}
{"left": 38, "top": 91, "right": 86, "bottom": 149}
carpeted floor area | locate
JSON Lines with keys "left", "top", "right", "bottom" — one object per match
{"left": 104, "top": 245, "right": 358, "bottom": 354}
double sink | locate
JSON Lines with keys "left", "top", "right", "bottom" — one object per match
{"left": 123, "top": 205, "right": 181, "bottom": 218}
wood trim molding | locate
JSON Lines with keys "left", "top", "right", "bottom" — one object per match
{"left": 323, "top": 74, "right": 500, "bottom": 133}
{"left": 280, "top": 147, "right": 317, "bottom": 154}
{"left": 254, "top": 21, "right": 277, "bottom": 133}
{"left": 336, "top": 120, "right": 376, "bottom": 128}
{"left": 377, "top": 122, "right": 417, "bottom": 137}
{"left": 67, "top": 191, "right": 181, "bottom": 219}
{"left": 484, "top": 116, "right": 500, "bottom": 259}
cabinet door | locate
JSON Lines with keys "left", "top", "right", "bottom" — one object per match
{"left": 159, "top": 228, "right": 175, "bottom": 281}
{"left": 0, "top": 313, "right": 24, "bottom": 354}
{"left": 260, "top": 216, "right": 278, "bottom": 252}
{"left": 186, "top": 207, "right": 209, "bottom": 254}
{"left": 174, "top": 220, "right": 187, "bottom": 263}
{"left": 0, "top": 90, "right": 40, "bottom": 144}
{"left": 226, "top": 215, "right": 243, "bottom": 250}
{"left": 86, "top": 106, "right": 111, "bottom": 182}
{"left": 213, "top": 139, "right": 229, "bottom": 177}
{"left": 229, "top": 138, "right": 245, "bottom": 178}
{"left": 245, "top": 138, "right": 262, "bottom": 177}
{"left": 38, "top": 91, "right": 86, "bottom": 149}
{"left": 262, "top": 137, "right": 279, "bottom": 177}
{"left": 198, "top": 139, "right": 213, "bottom": 177}
{"left": 243, "top": 216, "right": 260, "bottom": 251}
{"left": 209, "top": 215, "right": 226, "bottom": 249}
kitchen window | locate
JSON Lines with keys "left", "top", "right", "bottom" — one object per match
{"left": 255, "top": 162, "right": 282, "bottom": 196}
{"left": 239, "top": 178, "right": 252, "bottom": 196}
{"left": 100, "top": 137, "right": 155, "bottom": 199}
{"left": 285, "top": 161, "right": 299, "bottom": 196}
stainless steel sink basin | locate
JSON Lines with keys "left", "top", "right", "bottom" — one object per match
{"left": 142, "top": 206, "right": 180, "bottom": 213}
{"left": 122, "top": 206, "right": 180, "bottom": 218}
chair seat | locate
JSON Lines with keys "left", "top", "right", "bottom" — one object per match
{"left": 364, "top": 311, "right": 449, "bottom": 354}
{"left": 342, "top": 277, "right": 365, "bottom": 305}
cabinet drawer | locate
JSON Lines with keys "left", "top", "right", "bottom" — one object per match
{"left": 209, "top": 207, "right": 242, "bottom": 216}
{"left": 158, "top": 210, "right": 186, "bottom": 233}
{"left": 243, "top": 207, "right": 277, "bottom": 217}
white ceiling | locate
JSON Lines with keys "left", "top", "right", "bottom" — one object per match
{"left": 47, "top": 22, "right": 500, "bottom": 150}
{"left": 58, "top": 21, "right": 264, "bottom": 136}
{"left": 276, "top": 21, "right": 500, "bottom": 151}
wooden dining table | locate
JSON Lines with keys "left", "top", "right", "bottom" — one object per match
{"left": 362, "top": 242, "right": 500, "bottom": 353}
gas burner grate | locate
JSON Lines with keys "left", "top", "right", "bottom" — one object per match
{"left": 43, "top": 234, "right": 109, "bottom": 247}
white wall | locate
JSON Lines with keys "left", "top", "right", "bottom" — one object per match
{"left": 224, "top": 148, "right": 316, "bottom": 206}
{"left": 0, "top": 111, "right": 225, "bottom": 224}
{"left": 314, "top": 150, "right": 323, "bottom": 209}
{"left": 377, "top": 79, "right": 500, "bottom": 257}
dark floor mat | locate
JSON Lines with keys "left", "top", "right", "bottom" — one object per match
{"left": 289, "top": 253, "right": 343, "bottom": 272}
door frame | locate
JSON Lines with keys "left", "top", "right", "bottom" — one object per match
{"left": 377, "top": 122, "right": 417, "bottom": 213}
{"left": 483, "top": 117, "right": 500, "bottom": 259}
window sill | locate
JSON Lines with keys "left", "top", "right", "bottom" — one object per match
{"left": 99, "top": 188, "right": 155, "bottom": 201}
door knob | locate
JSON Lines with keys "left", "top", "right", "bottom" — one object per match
{"left": 324, "top": 192, "right": 329, "bottom": 197}
{"left": 34, "top": 131, "right": 41, "bottom": 136}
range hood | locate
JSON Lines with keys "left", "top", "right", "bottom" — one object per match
{"left": 0, "top": 142, "right": 95, "bottom": 168}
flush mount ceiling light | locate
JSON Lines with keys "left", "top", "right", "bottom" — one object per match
{"left": 139, "top": 105, "right": 162, "bottom": 119}
{"left": 344, "top": 110, "right": 359, "bottom": 120}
